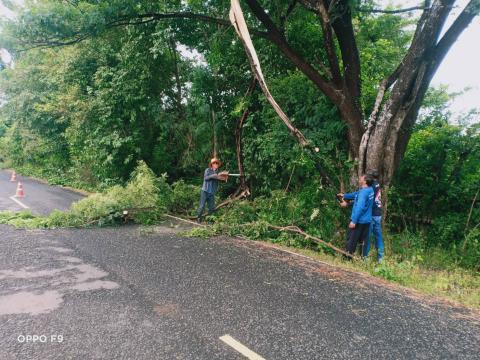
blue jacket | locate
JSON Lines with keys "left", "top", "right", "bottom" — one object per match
{"left": 344, "top": 181, "right": 382, "bottom": 217}
{"left": 201, "top": 168, "right": 219, "bottom": 194}
{"left": 344, "top": 186, "right": 374, "bottom": 224}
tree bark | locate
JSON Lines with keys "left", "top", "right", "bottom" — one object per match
{"left": 234, "top": 78, "right": 256, "bottom": 196}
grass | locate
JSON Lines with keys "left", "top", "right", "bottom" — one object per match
{"left": 0, "top": 210, "right": 48, "bottom": 228}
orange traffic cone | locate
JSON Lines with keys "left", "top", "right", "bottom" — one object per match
{"left": 15, "top": 182, "right": 25, "bottom": 198}
{"left": 10, "top": 171, "right": 17, "bottom": 182}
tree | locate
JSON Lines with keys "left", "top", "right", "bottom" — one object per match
{"left": 230, "top": 0, "right": 480, "bottom": 186}
{"left": 1, "top": 0, "right": 479, "bottom": 186}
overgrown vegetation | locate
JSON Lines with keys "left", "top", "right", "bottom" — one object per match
{"left": 0, "top": 162, "right": 165, "bottom": 227}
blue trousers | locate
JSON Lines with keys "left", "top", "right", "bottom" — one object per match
{"left": 363, "top": 215, "right": 384, "bottom": 260}
{"left": 197, "top": 190, "right": 215, "bottom": 221}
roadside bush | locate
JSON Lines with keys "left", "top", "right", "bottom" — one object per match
{"left": 429, "top": 214, "right": 467, "bottom": 248}
{"left": 389, "top": 230, "right": 426, "bottom": 261}
{"left": 167, "top": 180, "right": 199, "bottom": 215}
{"left": 456, "top": 228, "right": 480, "bottom": 270}
{"left": 50, "top": 161, "right": 162, "bottom": 226}
{"left": 216, "top": 200, "right": 257, "bottom": 225}
{"left": 389, "top": 121, "right": 479, "bottom": 270}
{"left": 0, "top": 161, "right": 163, "bottom": 228}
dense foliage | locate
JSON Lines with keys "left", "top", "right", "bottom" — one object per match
{"left": 0, "top": 1, "right": 478, "bottom": 270}
{"left": 390, "top": 95, "right": 480, "bottom": 269}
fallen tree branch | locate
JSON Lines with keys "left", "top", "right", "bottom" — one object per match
{"left": 230, "top": 2, "right": 309, "bottom": 146}
{"left": 164, "top": 213, "right": 208, "bottom": 227}
{"left": 284, "top": 164, "right": 296, "bottom": 193}
{"left": 229, "top": 0, "right": 333, "bottom": 186}
{"left": 74, "top": 206, "right": 157, "bottom": 227}
{"left": 163, "top": 212, "right": 355, "bottom": 259}
{"left": 266, "top": 224, "right": 358, "bottom": 259}
{"left": 215, "top": 188, "right": 251, "bottom": 210}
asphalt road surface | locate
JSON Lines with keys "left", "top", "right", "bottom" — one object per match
{"left": 0, "top": 170, "right": 84, "bottom": 215}
{"left": 0, "top": 173, "right": 479, "bottom": 359}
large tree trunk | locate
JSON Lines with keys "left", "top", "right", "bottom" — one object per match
{"left": 359, "top": 0, "right": 477, "bottom": 185}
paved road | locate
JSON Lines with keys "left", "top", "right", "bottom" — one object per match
{"left": 0, "top": 173, "right": 479, "bottom": 359}
{"left": 0, "top": 170, "right": 84, "bottom": 215}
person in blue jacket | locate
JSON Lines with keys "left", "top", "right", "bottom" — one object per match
{"left": 338, "top": 170, "right": 384, "bottom": 261}
{"left": 339, "top": 174, "right": 374, "bottom": 256}
{"left": 197, "top": 157, "right": 228, "bottom": 223}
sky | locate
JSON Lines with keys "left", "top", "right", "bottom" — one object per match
{"left": 0, "top": 0, "right": 479, "bottom": 115}
{"left": 429, "top": 3, "right": 480, "bottom": 114}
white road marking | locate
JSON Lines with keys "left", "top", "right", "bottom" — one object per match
{"left": 219, "top": 335, "right": 266, "bottom": 360}
{"left": 9, "top": 196, "right": 29, "bottom": 209}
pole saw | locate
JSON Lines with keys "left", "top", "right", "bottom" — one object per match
{"left": 217, "top": 171, "right": 242, "bottom": 182}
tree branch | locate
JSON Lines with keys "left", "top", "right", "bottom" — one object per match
{"left": 234, "top": 77, "right": 257, "bottom": 192}
{"left": 230, "top": 0, "right": 333, "bottom": 186}
{"left": 280, "top": 0, "right": 299, "bottom": 31}
{"left": 16, "top": 11, "right": 270, "bottom": 51}
{"left": 356, "top": 6, "right": 428, "bottom": 14}
{"left": 244, "top": 0, "right": 340, "bottom": 102}
{"left": 110, "top": 12, "right": 270, "bottom": 38}
{"left": 15, "top": 35, "right": 89, "bottom": 52}
{"left": 267, "top": 224, "right": 358, "bottom": 259}
{"left": 434, "top": 0, "right": 479, "bottom": 67}
{"left": 316, "top": 0, "right": 343, "bottom": 84}
{"left": 329, "top": 0, "right": 362, "bottom": 101}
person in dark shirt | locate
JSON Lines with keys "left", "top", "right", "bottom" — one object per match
{"left": 339, "top": 174, "right": 374, "bottom": 257}
{"left": 196, "top": 158, "right": 228, "bottom": 223}
{"left": 364, "top": 169, "right": 384, "bottom": 261}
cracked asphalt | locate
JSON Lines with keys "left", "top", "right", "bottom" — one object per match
{"left": 0, "top": 171, "right": 479, "bottom": 359}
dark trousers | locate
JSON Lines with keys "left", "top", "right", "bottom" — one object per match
{"left": 197, "top": 190, "right": 215, "bottom": 221}
{"left": 346, "top": 223, "right": 370, "bottom": 255}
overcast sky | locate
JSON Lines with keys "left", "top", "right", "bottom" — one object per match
{"left": 1, "top": 0, "right": 479, "bottom": 115}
